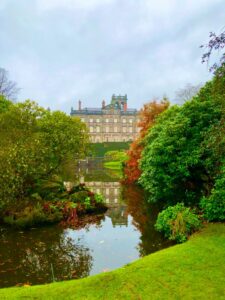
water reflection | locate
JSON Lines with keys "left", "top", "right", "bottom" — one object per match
{"left": 123, "top": 185, "right": 173, "bottom": 256}
{"left": 0, "top": 226, "right": 93, "bottom": 287}
{"left": 0, "top": 160, "right": 172, "bottom": 288}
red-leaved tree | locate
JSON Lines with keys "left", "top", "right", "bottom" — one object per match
{"left": 124, "top": 98, "right": 169, "bottom": 184}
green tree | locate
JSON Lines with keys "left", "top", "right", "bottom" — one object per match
{"left": 38, "top": 110, "right": 89, "bottom": 171}
{"left": 0, "top": 100, "right": 89, "bottom": 209}
{"left": 0, "top": 95, "right": 13, "bottom": 113}
{"left": 139, "top": 70, "right": 224, "bottom": 206}
{"left": 200, "top": 163, "right": 225, "bottom": 221}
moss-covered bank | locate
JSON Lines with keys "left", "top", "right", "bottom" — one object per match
{"left": 0, "top": 223, "right": 224, "bottom": 299}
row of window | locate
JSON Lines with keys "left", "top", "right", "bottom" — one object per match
{"left": 89, "top": 126, "right": 135, "bottom": 133}
{"left": 81, "top": 118, "right": 135, "bottom": 124}
{"left": 91, "top": 137, "right": 133, "bottom": 142}
{"left": 91, "top": 188, "right": 119, "bottom": 195}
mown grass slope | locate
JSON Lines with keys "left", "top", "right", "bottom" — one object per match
{"left": 1, "top": 223, "right": 225, "bottom": 300}
{"left": 90, "top": 142, "right": 130, "bottom": 157}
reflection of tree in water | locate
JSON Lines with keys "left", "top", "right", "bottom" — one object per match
{"left": 0, "top": 225, "right": 93, "bottom": 287}
{"left": 122, "top": 185, "right": 173, "bottom": 256}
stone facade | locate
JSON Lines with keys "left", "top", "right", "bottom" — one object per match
{"left": 70, "top": 95, "right": 139, "bottom": 143}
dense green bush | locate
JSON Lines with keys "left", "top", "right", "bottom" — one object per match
{"left": 155, "top": 203, "right": 201, "bottom": 243}
{"left": 70, "top": 191, "right": 89, "bottom": 203}
{"left": 200, "top": 164, "right": 225, "bottom": 221}
{"left": 3, "top": 204, "right": 63, "bottom": 228}
{"left": 94, "top": 193, "right": 104, "bottom": 203}
{"left": 139, "top": 69, "right": 225, "bottom": 206}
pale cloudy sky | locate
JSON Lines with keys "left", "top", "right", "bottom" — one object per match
{"left": 0, "top": 0, "right": 224, "bottom": 112}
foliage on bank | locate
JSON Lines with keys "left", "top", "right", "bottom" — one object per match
{"left": 139, "top": 73, "right": 224, "bottom": 206}
{"left": 0, "top": 98, "right": 106, "bottom": 227}
{"left": 2, "top": 174, "right": 106, "bottom": 228}
{"left": 155, "top": 203, "right": 201, "bottom": 243}
{"left": 139, "top": 66, "right": 224, "bottom": 223}
{"left": 200, "top": 163, "right": 225, "bottom": 221}
{"left": 123, "top": 65, "right": 225, "bottom": 242}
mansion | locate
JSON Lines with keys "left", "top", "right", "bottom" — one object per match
{"left": 70, "top": 95, "right": 139, "bottom": 143}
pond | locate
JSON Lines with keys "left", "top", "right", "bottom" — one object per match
{"left": 0, "top": 159, "right": 172, "bottom": 288}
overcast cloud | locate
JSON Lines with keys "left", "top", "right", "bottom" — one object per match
{"left": 0, "top": 0, "right": 224, "bottom": 112}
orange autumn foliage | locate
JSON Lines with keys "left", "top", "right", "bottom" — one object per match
{"left": 124, "top": 98, "right": 169, "bottom": 184}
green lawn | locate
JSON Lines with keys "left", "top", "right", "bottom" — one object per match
{"left": 1, "top": 223, "right": 225, "bottom": 299}
{"left": 90, "top": 142, "right": 130, "bottom": 157}
{"left": 104, "top": 161, "right": 122, "bottom": 170}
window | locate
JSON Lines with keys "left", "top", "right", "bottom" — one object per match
{"left": 106, "top": 119, "right": 109, "bottom": 123}
{"left": 122, "top": 118, "right": 126, "bottom": 123}
{"left": 129, "top": 127, "right": 133, "bottom": 133}
{"left": 90, "top": 126, "right": 93, "bottom": 133}
{"left": 122, "top": 127, "right": 126, "bottom": 133}
{"left": 97, "top": 127, "right": 100, "bottom": 133}
{"left": 129, "top": 119, "right": 133, "bottom": 123}
{"left": 114, "top": 119, "right": 117, "bottom": 123}
{"left": 114, "top": 127, "right": 117, "bottom": 133}
{"left": 96, "top": 119, "right": 100, "bottom": 123}
{"left": 106, "top": 126, "right": 109, "bottom": 133}
{"left": 81, "top": 118, "right": 85, "bottom": 122}
{"left": 89, "top": 119, "right": 93, "bottom": 123}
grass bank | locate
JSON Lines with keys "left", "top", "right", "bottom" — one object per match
{"left": 104, "top": 161, "right": 122, "bottom": 170}
{"left": 90, "top": 142, "right": 130, "bottom": 157}
{"left": 1, "top": 223, "right": 224, "bottom": 300}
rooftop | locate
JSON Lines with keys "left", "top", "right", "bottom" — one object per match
{"left": 71, "top": 107, "right": 137, "bottom": 116}
{"left": 70, "top": 94, "right": 138, "bottom": 116}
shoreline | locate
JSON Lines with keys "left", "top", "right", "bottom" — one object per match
{"left": 1, "top": 223, "right": 224, "bottom": 299}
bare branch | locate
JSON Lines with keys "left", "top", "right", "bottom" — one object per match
{"left": 0, "top": 68, "right": 20, "bottom": 101}
{"left": 201, "top": 29, "right": 225, "bottom": 73}
{"left": 175, "top": 83, "right": 203, "bottom": 103}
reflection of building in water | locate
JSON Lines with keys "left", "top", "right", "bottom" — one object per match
{"left": 85, "top": 181, "right": 121, "bottom": 205}
{"left": 85, "top": 181, "right": 128, "bottom": 227}
{"left": 106, "top": 206, "right": 128, "bottom": 227}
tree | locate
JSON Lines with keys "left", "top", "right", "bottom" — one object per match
{"left": 139, "top": 71, "right": 224, "bottom": 206}
{"left": 0, "top": 68, "right": 20, "bottom": 100}
{"left": 124, "top": 98, "right": 169, "bottom": 184}
{"left": 0, "top": 100, "right": 89, "bottom": 209}
{"left": 38, "top": 110, "right": 89, "bottom": 171}
{"left": 175, "top": 83, "right": 202, "bottom": 103}
{"left": 0, "top": 95, "right": 13, "bottom": 113}
{"left": 201, "top": 29, "right": 225, "bottom": 73}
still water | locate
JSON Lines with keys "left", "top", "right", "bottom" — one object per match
{"left": 0, "top": 160, "right": 172, "bottom": 288}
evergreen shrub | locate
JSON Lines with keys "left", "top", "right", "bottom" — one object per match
{"left": 155, "top": 203, "right": 201, "bottom": 243}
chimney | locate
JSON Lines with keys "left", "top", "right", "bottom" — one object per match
{"left": 78, "top": 100, "right": 82, "bottom": 110}
{"left": 102, "top": 99, "right": 106, "bottom": 109}
{"left": 123, "top": 102, "right": 127, "bottom": 112}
